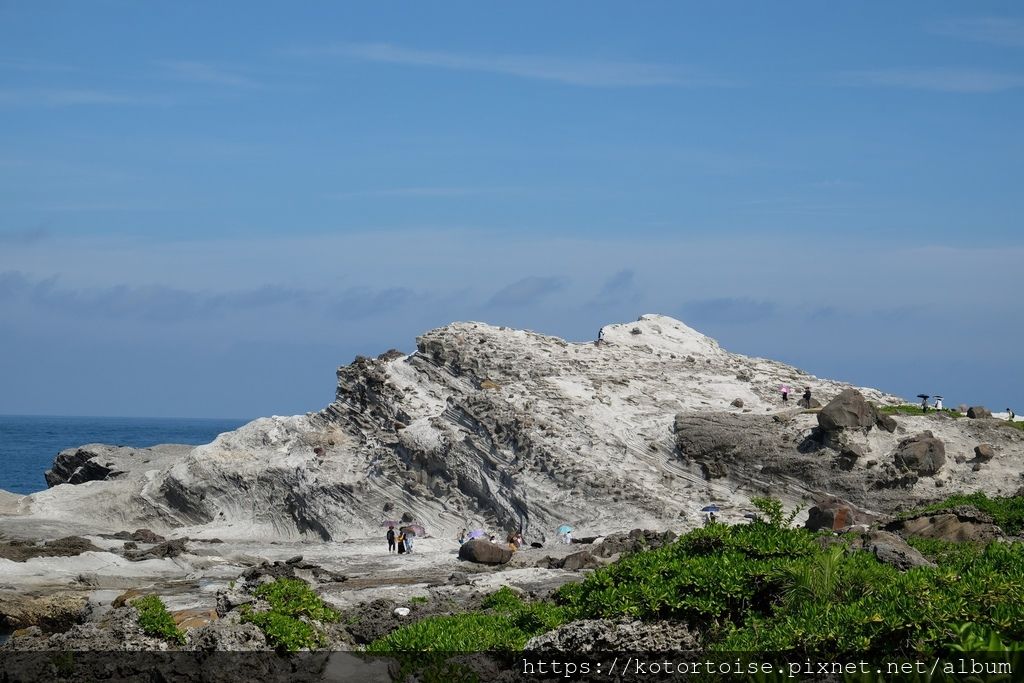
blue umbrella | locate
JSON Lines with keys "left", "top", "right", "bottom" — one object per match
{"left": 557, "top": 524, "right": 574, "bottom": 534}
{"left": 701, "top": 505, "right": 721, "bottom": 513}
{"left": 467, "top": 529, "right": 486, "bottom": 540}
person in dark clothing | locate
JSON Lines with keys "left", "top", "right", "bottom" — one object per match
{"left": 802, "top": 387, "right": 811, "bottom": 407}
{"left": 386, "top": 526, "right": 396, "bottom": 553}
{"left": 396, "top": 532, "right": 406, "bottom": 554}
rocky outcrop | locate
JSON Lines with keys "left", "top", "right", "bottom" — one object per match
{"left": 893, "top": 431, "right": 946, "bottom": 476}
{"left": 0, "top": 593, "right": 90, "bottom": 632}
{"left": 593, "top": 529, "right": 677, "bottom": 558}
{"left": 967, "top": 406, "right": 992, "bottom": 419}
{"left": 45, "top": 444, "right": 193, "bottom": 487}
{"left": 9, "top": 314, "right": 1023, "bottom": 548}
{"left": 884, "top": 507, "right": 1004, "bottom": 543}
{"left": 974, "top": 444, "right": 995, "bottom": 462}
{"left": 526, "top": 619, "right": 699, "bottom": 652}
{"left": 0, "top": 536, "right": 100, "bottom": 562}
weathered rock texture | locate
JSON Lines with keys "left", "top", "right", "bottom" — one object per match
{"left": 5, "top": 315, "right": 1024, "bottom": 543}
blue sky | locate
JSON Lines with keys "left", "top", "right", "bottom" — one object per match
{"left": 1, "top": 2, "right": 1022, "bottom": 418}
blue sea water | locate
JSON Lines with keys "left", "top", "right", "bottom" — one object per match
{"left": 0, "top": 415, "right": 249, "bottom": 495}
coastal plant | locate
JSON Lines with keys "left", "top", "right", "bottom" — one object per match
{"left": 239, "top": 577, "right": 340, "bottom": 651}
{"left": 132, "top": 595, "right": 185, "bottom": 645}
{"left": 554, "top": 513, "right": 1024, "bottom": 656}
{"left": 749, "top": 496, "right": 804, "bottom": 528}
{"left": 367, "top": 587, "right": 567, "bottom": 652}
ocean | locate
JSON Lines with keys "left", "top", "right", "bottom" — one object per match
{"left": 0, "top": 415, "right": 249, "bottom": 495}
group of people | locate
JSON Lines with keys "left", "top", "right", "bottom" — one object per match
{"left": 780, "top": 385, "right": 813, "bottom": 406}
{"left": 386, "top": 525, "right": 415, "bottom": 554}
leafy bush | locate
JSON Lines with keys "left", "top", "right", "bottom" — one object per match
{"left": 239, "top": 578, "right": 340, "bottom": 651}
{"left": 132, "top": 595, "right": 185, "bottom": 645}
{"left": 750, "top": 497, "right": 804, "bottom": 528}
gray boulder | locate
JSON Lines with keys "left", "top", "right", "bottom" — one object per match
{"left": 885, "top": 507, "right": 1003, "bottom": 543}
{"left": 893, "top": 431, "right": 945, "bottom": 476}
{"left": 559, "top": 551, "right": 601, "bottom": 571}
{"left": 967, "top": 406, "right": 992, "bottom": 419}
{"left": 458, "top": 539, "right": 512, "bottom": 565}
{"left": 818, "top": 389, "right": 876, "bottom": 432}
{"left": 974, "top": 444, "right": 996, "bottom": 462}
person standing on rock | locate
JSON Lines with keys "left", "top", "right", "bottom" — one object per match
{"left": 387, "top": 525, "right": 396, "bottom": 554}
{"left": 458, "top": 528, "right": 467, "bottom": 545}
{"left": 802, "top": 387, "right": 812, "bottom": 407}
{"left": 396, "top": 531, "right": 406, "bottom": 554}
{"left": 781, "top": 384, "right": 790, "bottom": 403}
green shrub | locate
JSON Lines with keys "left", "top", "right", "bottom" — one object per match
{"left": 239, "top": 578, "right": 340, "bottom": 651}
{"left": 409, "top": 596, "right": 429, "bottom": 605}
{"left": 132, "top": 595, "right": 185, "bottom": 645}
{"left": 367, "top": 587, "right": 567, "bottom": 652}
{"left": 554, "top": 505, "right": 1024, "bottom": 656}
{"left": 750, "top": 497, "right": 804, "bottom": 528}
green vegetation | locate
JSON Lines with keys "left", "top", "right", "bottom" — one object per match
{"left": 1001, "top": 419, "right": 1024, "bottom": 432}
{"left": 409, "top": 596, "right": 429, "bottom": 605}
{"left": 909, "top": 491, "right": 1024, "bottom": 536}
{"left": 876, "top": 404, "right": 962, "bottom": 418}
{"left": 239, "top": 577, "right": 340, "bottom": 651}
{"left": 367, "top": 587, "right": 566, "bottom": 652}
{"left": 368, "top": 498, "right": 1024, "bottom": 662}
{"left": 557, "top": 518, "right": 1024, "bottom": 656}
{"left": 132, "top": 595, "right": 185, "bottom": 645}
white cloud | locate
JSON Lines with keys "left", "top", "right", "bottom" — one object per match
{"left": 157, "top": 60, "right": 261, "bottom": 88}
{"left": 838, "top": 68, "right": 1024, "bottom": 93}
{"left": 929, "top": 17, "right": 1024, "bottom": 47}
{"left": 0, "top": 88, "right": 169, "bottom": 107}
{"left": 297, "top": 42, "right": 732, "bottom": 87}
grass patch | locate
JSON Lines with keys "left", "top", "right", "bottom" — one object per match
{"left": 239, "top": 577, "right": 340, "bottom": 651}
{"left": 876, "top": 404, "right": 962, "bottom": 418}
{"left": 1001, "top": 419, "right": 1024, "bottom": 432}
{"left": 909, "top": 492, "right": 1024, "bottom": 536}
{"left": 132, "top": 595, "right": 185, "bottom": 645}
{"left": 367, "top": 587, "right": 567, "bottom": 652}
{"left": 409, "top": 596, "right": 429, "bottom": 605}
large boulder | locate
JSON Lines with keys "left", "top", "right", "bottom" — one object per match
{"left": 559, "top": 551, "right": 602, "bottom": 571}
{"left": 458, "top": 539, "right": 512, "bottom": 565}
{"left": 805, "top": 496, "right": 873, "bottom": 531}
{"left": 967, "top": 406, "right": 992, "bottom": 419}
{"left": 893, "top": 431, "right": 945, "bottom": 476}
{"left": 674, "top": 413, "right": 780, "bottom": 481}
{"left": 0, "top": 593, "right": 90, "bottom": 632}
{"left": 818, "top": 389, "right": 877, "bottom": 432}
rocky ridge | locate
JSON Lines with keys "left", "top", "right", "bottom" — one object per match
{"left": 3, "top": 315, "right": 1022, "bottom": 545}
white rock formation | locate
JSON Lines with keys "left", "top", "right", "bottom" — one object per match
{"left": 4, "top": 315, "right": 1022, "bottom": 543}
